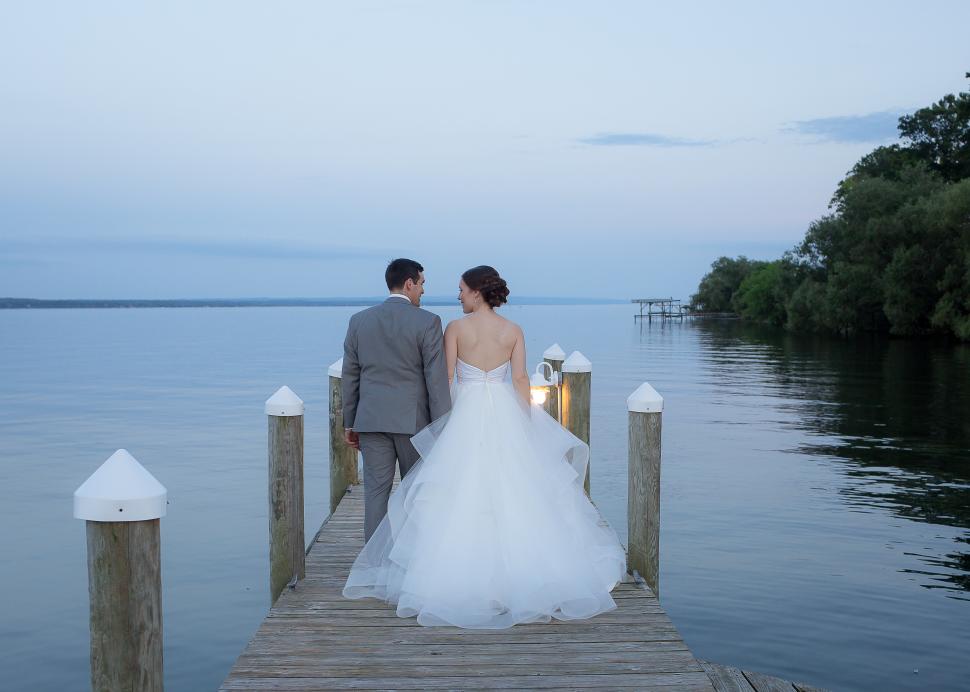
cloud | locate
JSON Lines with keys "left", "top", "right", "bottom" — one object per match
{"left": 579, "top": 132, "right": 717, "bottom": 147}
{"left": 784, "top": 110, "right": 907, "bottom": 143}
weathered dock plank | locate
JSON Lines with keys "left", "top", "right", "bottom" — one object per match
{"left": 222, "top": 486, "right": 714, "bottom": 690}
{"left": 699, "top": 660, "right": 756, "bottom": 692}
{"left": 698, "top": 660, "right": 830, "bottom": 692}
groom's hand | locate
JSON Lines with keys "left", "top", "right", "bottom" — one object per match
{"left": 344, "top": 428, "right": 360, "bottom": 450}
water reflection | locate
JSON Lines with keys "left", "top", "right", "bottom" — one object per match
{"left": 901, "top": 536, "right": 970, "bottom": 599}
{"left": 689, "top": 319, "right": 970, "bottom": 598}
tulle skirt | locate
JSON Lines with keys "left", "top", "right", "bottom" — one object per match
{"left": 342, "top": 379, "right": 627, "bottom": 629}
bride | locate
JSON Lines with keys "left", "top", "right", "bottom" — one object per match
{"left": 342, "top": 265, "right": 626, "bottom": 629}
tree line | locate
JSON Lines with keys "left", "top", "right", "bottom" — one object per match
{"left": 691, "top": 74, "right": 970, "bottom": 340}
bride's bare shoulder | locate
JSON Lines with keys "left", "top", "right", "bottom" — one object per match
{"left": 445, "top": 315, "right": 469, "bottom": 333}
{"left": 495, "top": 314, "right": 523, "bottom": 339}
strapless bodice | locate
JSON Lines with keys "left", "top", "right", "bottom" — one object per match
{"left": 456, "top": 358, "right": 511, "bottom": 384}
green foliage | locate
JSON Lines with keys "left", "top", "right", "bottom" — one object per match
{"left": 928, "top": 179, "right": 970, "bottom": 339}
{"left": 898, "top": 83, "right": 970, "bottom": 182}
{"left": 821, "top": 261, "right": 886, "bottom": 335}
{"left": 832, "top": 146, "right": 919, "bottom": 208}
{"left": 883, "top": 244, "right": 935, "bottom": 335}
{"left": 690, "top": 256, "right": 766, "bottom": 312}
{"left": 785, "top": 279, "right": 827, "bottom": 332}
{"left": 694, "top": 74, "right": 970, "bottom": 340}
{"left": 732, "top": 260, "right": 794, "bottom": 326}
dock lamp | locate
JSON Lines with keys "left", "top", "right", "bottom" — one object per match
{"left": 530, "top": 362, "right": 558, "bottom": 405}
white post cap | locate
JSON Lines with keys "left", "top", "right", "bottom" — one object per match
{"left": 265, "top": 385, "right": 305, "bottom": 416}
{"left": 628, "top": 382, "right": 663, "bottom": 413}
{"left": 328, "top": 357, "right": 343, "bottom": 378}
{"left": 74, "top": 449, "right": 167, "bottom": 522}
{"left": 543, "top": 343, "right": 566, "bottom": 361}
{"left": 562, "top": 350, "right": 592, "bottom": 373}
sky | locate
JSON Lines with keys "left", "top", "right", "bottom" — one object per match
{"left": 1, "top": 1, "right": 969, "bottom": 301}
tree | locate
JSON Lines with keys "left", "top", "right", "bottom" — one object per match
{"left": 831, "top": 145, "right": 918, "bottom": 209}
{"left": 692, "top": 74, "right": 970, "bottom": 340}
{"left": 732, "top": 260, "right": 795, "bottom": 326}
{"left": 821, "top": 261, "right": 886, "bottom": 335}
{"left": 831, "top": 74, "right": 969, "bottom": 205}
{"left": 882, "top": 245, "right": 935, "bottom": 335}
{"left": 785, "top": 279, "right": 827, "bottom": 333}
{"left": 690, "top": 256, "right": 766, "bottom": 312}
{"left": 928, "top": 179, "right": 970, "bottom": 339}
{"left": 898, "top": 73, "right": 970, "bottom": 182}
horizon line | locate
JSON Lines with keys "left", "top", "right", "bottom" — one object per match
{"left": 0, "top": 295, "right": 638, "bottom": 309}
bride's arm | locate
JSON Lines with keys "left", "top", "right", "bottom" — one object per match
{"left": 510, "top": 326, "right": 530, "bottom": 405}
{"left": 444, "top": 320, "right": 458, "bottom": 384}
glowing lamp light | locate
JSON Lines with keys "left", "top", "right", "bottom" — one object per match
{"left": 530, "top": 362, "right": 557, "bottom": 405}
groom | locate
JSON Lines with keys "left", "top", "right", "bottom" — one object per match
{"left": 341, "top": 258, "right": 451, "bottom": 541}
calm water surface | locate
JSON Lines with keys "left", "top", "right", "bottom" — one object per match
{"left": 0, "top": 305, "right": 967, "bottom": 691}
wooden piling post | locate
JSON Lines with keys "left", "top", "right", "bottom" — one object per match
{"left": 542, "top": 343, "right": 566, "bottom": 423}
{"left": 627, "top": 382, "right": 663, "bottom": 597}
{"left": 561, "top": 350, "right": 592, "bottom": 495}
{"left": 265, "top": 386, "right": 305, "bottom": 603}
{"left": 74, "top": 449, "right": 166, "bottom": 692}
{"left": 328, "top": 358, "right": 359, "bottom": 514}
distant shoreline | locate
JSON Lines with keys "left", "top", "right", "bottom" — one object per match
{"left": 0, "top": 297, "right": 628, "bottom": 310}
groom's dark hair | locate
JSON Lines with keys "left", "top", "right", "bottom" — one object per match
{"left": 385, "top": 258, "right": 424, "bottom": 290}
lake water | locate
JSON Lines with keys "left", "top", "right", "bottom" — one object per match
{"left": 1, "top": 305, "right": 968, "bottom": 691}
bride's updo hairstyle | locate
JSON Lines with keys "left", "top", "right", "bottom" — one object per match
{"left": 461, "top": 265, "right": 509, "bottom": 308}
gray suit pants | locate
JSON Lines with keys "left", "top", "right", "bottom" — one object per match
{"left": 358, "top": 432, "right": 421, "bottom": 541}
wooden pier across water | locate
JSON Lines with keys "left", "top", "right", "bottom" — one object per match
{"left": 220, "top": 484, "right": 716, "bottom": 691}
{"left": 216, "top": 355, "right": 827, "bottom": 691}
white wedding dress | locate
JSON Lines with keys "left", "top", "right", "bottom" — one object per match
{"left": 342, "top": 358, "right": 626, "bottom": 629}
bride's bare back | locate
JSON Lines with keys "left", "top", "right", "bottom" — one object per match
{"left": 453, "top": 311, "right": 518, "bottom": 370}
{"left": 444, "top": 273, "right": 531, "bottom": 402}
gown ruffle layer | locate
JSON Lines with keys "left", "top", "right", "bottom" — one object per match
{"left": 342, "top": 359, "right": 626, "bottom": 629}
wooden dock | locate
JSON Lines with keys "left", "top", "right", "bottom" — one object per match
{"left": 699, "top": 660, "right": 827, "bottom": 692}
{"left": 218, "top": 373, "right": 829, "bottom": 691}
{"left": 631, "top": 298, "right": 687, "bottom": 322}
{"left": 221, "top": 484, "right": 716, "bottom": 691}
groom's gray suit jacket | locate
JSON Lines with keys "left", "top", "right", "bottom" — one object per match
{"left": 341, "top": 296, "right": 451, "bottom": 435}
